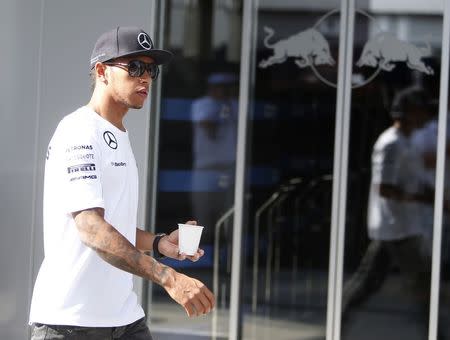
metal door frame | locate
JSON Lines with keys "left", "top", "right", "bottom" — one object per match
{"left": 429, "top": 2, "right": 450, "bottom": 339}
{"left": 327, "top": 0, "right": 355, "bottom": 339}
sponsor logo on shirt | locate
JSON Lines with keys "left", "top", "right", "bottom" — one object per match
{"left": 111, "top": 161, "right": 127, "bottom": 167}
{"left": 66, "top": 153, "right": 95, "bottom": 162}
{"left": 103, "top": 131, "right": 118, "bottom": 149}
{"left": 70, "top": 174, "right": 98, "bottom": 182}
{"left": 67, "top": 163, "right": 96, "bottom": 174}
{"left": 66, "top": 145, "right": 93, "bottom": 153}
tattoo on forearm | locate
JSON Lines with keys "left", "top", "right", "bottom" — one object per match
{"left": 73, "top": 208, "right": 171, "bottom": 286}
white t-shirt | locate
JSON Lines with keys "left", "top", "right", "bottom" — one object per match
{"left": 367, "top": 126, "right": 426, "bottom": 240}
{"left": 29, "top": 106, "right": 144, "bottom": 327}
{"left": 191, "top": 96, "right": 238, "bottom": 169}
{"left": 412, "top": 118, "right": 450, "bottom": 195}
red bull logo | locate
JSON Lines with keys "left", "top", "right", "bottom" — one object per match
{"left": 259, "top": 27, "right": 335, "bottom": 69}
{"left": 356, "top": 33, "right": 434, "bottom": 75}
{"left": 259, "top": 9, "right": 435, "bottom": 88}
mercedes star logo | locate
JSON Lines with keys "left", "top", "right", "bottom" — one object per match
{"left": 103, "top": 131, "right": 118, "bottom": 149}
{"left": 138, "top": 33, "right": 152, "bottom": 50}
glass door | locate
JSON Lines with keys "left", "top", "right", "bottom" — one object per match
{"left": 236, "top": 1, "right": 343, "bottom": 339}
{"left": 339, "top": 1, "right": 446, "bottom": 340}
{"left": 147, "top": 1, "right": 243, "bottom": 339}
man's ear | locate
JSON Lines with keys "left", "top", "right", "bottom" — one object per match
{"left": 95, "top": 62, "right": 108, "bottom": 84}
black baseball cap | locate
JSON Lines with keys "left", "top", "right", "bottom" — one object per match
{"left": 90, "top": 26, "right": 173, "bottom": 69}
{"left": 391, "top": 86, "right": 431, "bottom": 119}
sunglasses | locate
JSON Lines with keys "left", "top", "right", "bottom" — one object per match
{"left": 104, "top": 60, "right": 159, "bottom": 80}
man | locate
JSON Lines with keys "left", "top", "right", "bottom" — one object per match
{"left": 191, "top": 72, "right": 238, "bottom": 241}
{"left": 29, "top": 26, "right": 215, "bottom": 340}
{"left": 342, "top": 86, "right": 433, "bottom": 332}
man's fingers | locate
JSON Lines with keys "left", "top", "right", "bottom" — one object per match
{"left": 190, "top": 298, "right": 204, "bottom": 316}
{"left": 177, "top": 252, "right": 187, "bottom": 261}
{"left": 185, "top": 248, "right": 204, "bottom": 262}
{"left": 185, "top": 220, "right": 197, "bottom": 225}
{"left": 201, "top": 285, "right": 216, "bottom": 309}
{"left": 184, "top": 303, "right": 195, "bottom": 317}
{"left": 197, "top": 248, "right": 205, "bottom": 256}
{"left": 196, "top": 291, "right": 213, "bottom": 314}
{"left": 168, "top": 274, "right": 215, "bottom": 317}
{"left": 186, "top": 254, "right": 200, "bottom": 262}
{"left": 185, "top": 291, "right": 214, "bottom": 316}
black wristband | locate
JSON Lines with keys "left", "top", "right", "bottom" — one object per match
{"left": 152, "top": 233, "right": 167, "bottom": 259}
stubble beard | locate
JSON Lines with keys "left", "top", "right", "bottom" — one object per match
{"left": 116, "top": 93, "right": 143, "bottom": 110}
{"left": 129, "top": 102, "right": 144, "bottom": 109}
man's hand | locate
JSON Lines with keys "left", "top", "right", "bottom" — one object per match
{"left": 159, "top": 220, "right": 204, "bottom": 261}
{"left": 73, "top": 210, "right": 213, "bottom": 316}
{"left": 164, "top": 272, "right": 215, "bottom": 317}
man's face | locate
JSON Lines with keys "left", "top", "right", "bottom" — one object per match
{"left": 104, "top": 55, "right": 154, "bottom": 110}
{"left": 408, "top": 108, "right": 430, "bottom": 129}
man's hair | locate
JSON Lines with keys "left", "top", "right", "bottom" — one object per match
{"left": 90, "top": 70, "right": 96, "bottom": 93}
{"left": 390, "top": 86, "right": 430, "bottom": 120}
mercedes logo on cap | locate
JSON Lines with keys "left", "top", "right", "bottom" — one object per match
{"left": 138, "top": 33, "right": 153, "bottom": 50}
{"left": 103, "top": 131, "right": 118, "bottom": 149}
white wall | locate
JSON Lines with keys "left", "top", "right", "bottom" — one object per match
{"left": 0, "top": 1, "right": 156, "bottom": 338}
{"left": 0, "top": 1, "right": 42, "bottom": 339}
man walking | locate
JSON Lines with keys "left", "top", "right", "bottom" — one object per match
{"left": 341, "top": 86, "right": 433, "bottom": 336}
{"left": 29, "top": 26, "right": 215, "bottom": 340}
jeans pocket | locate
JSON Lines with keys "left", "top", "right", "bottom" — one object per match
{"left": 31, "top": 324, "right": 48, "bottom": 340}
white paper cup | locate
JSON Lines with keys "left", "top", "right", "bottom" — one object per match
{"left": 178, "top": 224, "right": 204, "bottom": 256}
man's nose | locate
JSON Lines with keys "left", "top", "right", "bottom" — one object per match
{"left": 139, "top": 72, "right": 151, "bottom": 83}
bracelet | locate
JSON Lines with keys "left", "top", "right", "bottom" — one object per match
{"left": 152, "top": 233, "right": 167, "bottom": 259}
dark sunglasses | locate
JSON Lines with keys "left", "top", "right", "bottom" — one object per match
{"left": 104, "top": 60, "right": 159, "bottom": 80}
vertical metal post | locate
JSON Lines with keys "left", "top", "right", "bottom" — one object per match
{"left": 428, "top": 1, "right": 450, "bottom": 339}
{"left": 326, "top": 0, "right": 355, "bottom": 339}
{"left": 142, "top": 0, "right": 166, "bottom": 317}
{"left": 333, "top": 0, "right": 355, "bottom": 339}
{"left": 28, "top": 1, "right": 46, "bottom": 338}
{"left": 229, "top": 0, "right": 257, "bottom": 339}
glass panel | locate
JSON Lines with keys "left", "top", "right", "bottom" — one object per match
{"left": 341, "top": 2, "right": 444, "bottom": 339}
{"left": 240, "top": 1, "right": 341, "bottom": 339}
{"left": 149, "top": 0, "right": 242, "bottom": 339}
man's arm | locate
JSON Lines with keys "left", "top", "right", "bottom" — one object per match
{"left": 135, "top": 227, "right": 156, "bottom": 252}
{"left": 378, "top": 183, "right": 433, "bottom": 204}
{"left": 73, "top": 208, "right": 215, "bottom": 316}
{"left": 73, "top": 208, "right": 170, "bottom": 284}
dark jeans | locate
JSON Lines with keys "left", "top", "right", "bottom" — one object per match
{"left": 31, "top": 317, "right": 152, "bottom": 340}
{"left": 341, "top": 236, "right": 431, "bottom": 324}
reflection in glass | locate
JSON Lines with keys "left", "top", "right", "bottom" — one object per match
{"left": 341, "top": 4, "right": 444, "bottom": 339}
{"left": 342, "top": 87, "right": 434, "bottom": 338}
{"left": 149, "top": 1, "right": 242, "bottom": 338}
{"left": 241, "top": 3, "right": 340, "bottom": 339}
{"left": 191, "top": 73, "right": 239, "bottom": 240}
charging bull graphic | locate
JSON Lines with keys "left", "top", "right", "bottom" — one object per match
{"left": 356, "top": 33, "right": 434, "bottom": 75}
{"left": 259, "top": 26, "right": 335, "bottom": 69}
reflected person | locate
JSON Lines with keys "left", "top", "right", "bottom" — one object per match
{"left": 342, "top": 87, "right": 433, "bottom": 335}
{"left": 412, "top": 102, "right": 450, "bottom": 263}
{"left": 190, "top": 73, "right": 238, "bottom": 241}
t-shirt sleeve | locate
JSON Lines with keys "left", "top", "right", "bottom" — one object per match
{"left": 53, "top": 127, "right": 105, "bottom": 214}
{"left": 371, "top": 142, "right": 399, "bottom": 185}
